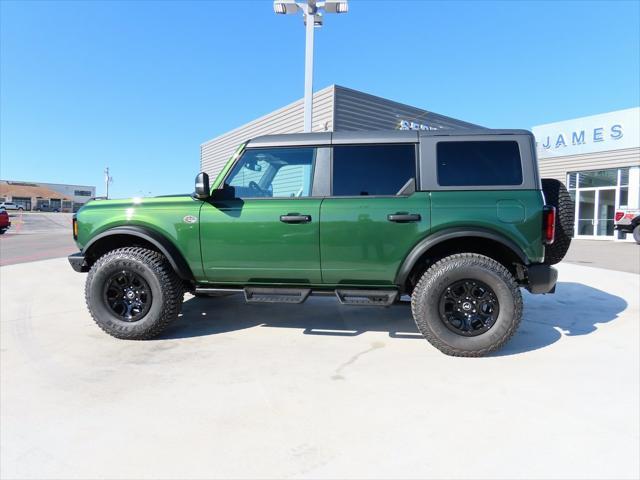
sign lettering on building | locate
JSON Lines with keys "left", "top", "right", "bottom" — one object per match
{"left": 532, "top": 107, "right": 639, "bottom": 158}
{"left": 398, "top": 119, "right": 438, "bottom": 131}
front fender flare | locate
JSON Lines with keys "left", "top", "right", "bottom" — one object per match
{"left": 394, "top": 228, "right": 530, "bottom": 288}
{"left": 82, "top": 226, "right": 194, "bottom": 281}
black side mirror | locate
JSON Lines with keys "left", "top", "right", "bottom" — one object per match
{"left": 194, "top": 172, "right": 210, "bottom": 199}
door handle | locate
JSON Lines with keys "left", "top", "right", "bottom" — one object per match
{"left": 280, "top": 214, "right": 312, "bottom": 224}
{"left": 387, "top": 213, "right": 421, "bottom": 223}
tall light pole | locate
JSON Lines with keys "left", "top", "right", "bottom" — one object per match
{"left": 273, "top": 1, "right": 348, "bottom": 133}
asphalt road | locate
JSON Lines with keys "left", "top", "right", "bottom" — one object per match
{"left": 1, "top": 259, "right": 638, "bottom": 479}
{"left": 0, "top": 212, "right": 76, "bottom": 266}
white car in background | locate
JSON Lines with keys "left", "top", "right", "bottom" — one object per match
{"left": 0, "top": 202, "right": 24, "bottom": 212}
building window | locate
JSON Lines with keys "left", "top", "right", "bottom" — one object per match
{"left": 436, "top": 141, "right": 522, "bottom": 186}
{"left": 12, "top": 197, "right": 32, "bottom": 211}
{"left": 74, "top": 190, "right": 93, "bottom": 197}
{"left": 567, "top": 167, "right": 637, "bottom": 238}
{"left": 332, "top": 144, "right": 416, "bottom": 196}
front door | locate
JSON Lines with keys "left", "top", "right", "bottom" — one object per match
{"left": 200, "top": 146, "right": 322, "bottom": 284}
{"left": 320, "top": 144, "right": 430, "bottom": 285}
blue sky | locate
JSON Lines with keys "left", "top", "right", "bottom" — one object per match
{"left": 1, "top": 0, "right": 639, "bottom": 198}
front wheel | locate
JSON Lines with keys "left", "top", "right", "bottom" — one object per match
{"left": 411, "top": 253, "right": 523, "bottom": 357}
{"left": 633, "top": 225, "right": 640, "bottom": 245}
{"left": 85, "top": 247, "right": 184, "bottom": 339}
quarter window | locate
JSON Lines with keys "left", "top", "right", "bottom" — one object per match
{"left": 225, "top": 147, "right": 315, "bottom": 198}
{"left": 332, "top": 144, "right": 416, "bottom": 196}
{"left": 437, "top": 141, "right": 523, "bottom": 187}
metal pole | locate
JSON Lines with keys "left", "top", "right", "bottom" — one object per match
{"left": 303, "top": 4, "right": 315, "bottom": 132}
{"left": 105, "top": 167, "right": 109, "bottom": 199}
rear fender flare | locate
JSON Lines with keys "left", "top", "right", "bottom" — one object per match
{"left": 395, "top": 228, "right": 530, "bottom": 287}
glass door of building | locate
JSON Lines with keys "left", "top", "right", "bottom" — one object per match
{"left": 575, "top": 188, "right": 616, "bottom": 238}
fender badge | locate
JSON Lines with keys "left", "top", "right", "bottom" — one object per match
{"left": 183, "top": 215, "right": 198, "bottom": 224}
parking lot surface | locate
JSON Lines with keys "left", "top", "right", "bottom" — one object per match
{"left": 0, "top": 213, "right": 76, "bottom": 266}
{"left": 1, "top": 258, "right": 638, "bottom": 479}
{"left": 563, "top": 238, "right": 640, "bottom": 274}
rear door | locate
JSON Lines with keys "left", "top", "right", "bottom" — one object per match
{"left": 320, "top": 143, "right": 431, "bottom": 285}
{"left": 200, "top": 146, "right": 324, "bottom": 284}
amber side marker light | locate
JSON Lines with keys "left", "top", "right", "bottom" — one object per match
{"left": 72, "top": 216, "right": 78, "bottom": 240}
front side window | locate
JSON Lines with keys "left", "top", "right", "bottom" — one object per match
{"left": 437, "top": 141, "right": 523, "bottom": 187}
{"left": 225, "top": 147, "right": 315, "bottom": 198}
{"left": 332, "top": 144, "right": 416, "bottom": 196}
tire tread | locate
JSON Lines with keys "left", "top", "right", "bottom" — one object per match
{"left": 411, "top": 253, "right": 523, "bottom": 357}
{"left": 85, "top": 247, "right": 183, "bottom": 339}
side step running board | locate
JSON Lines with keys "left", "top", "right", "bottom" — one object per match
{"left": 195, "top": 286, "right": 399, "bottom": 306}
{"left": 335, "top": 289, "right": 398, "bottom": 306}
{"left": 244, "top": 287, "right": 310, "bottom": 304}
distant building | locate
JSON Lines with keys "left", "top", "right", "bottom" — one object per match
{"left": 0, "top": 180, "right": 96, "bottom": 212}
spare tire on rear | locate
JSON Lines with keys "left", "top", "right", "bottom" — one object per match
{"left": 542, "top": 178, "right": 574, "bottom": 265}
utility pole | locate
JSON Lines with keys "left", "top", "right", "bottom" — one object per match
{"left": 273, "top": 1, "right": 349, "bottom": 132}
{"left": 303, "top": 2, "right": 315, "bottom": 133}
{"left": 104, "top": 167, "right": 113, "bottom": 199}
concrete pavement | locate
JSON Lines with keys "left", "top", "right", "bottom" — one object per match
{"left": 1, "top": 258, "right": 638, "bottom": 479}
{"left": 563, "top": 239, "right": 640, "bottom": 274}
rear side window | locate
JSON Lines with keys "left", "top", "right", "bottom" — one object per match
{"left": 332, "top": 144, "right": 416, "bottom": 196}
{"left": 437, "top": 141, "right": 523, "bottom": 186}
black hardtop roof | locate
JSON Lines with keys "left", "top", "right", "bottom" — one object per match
{"left": 247, "top": 129, "right": 534, "bottom": 148}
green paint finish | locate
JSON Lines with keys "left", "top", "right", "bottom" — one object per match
{"left": 199, "top": 198, "right": 322, "bottom": 283}
{"left": 210, "top": 143, "right": 245, "bottom": 191}
{"left": 320, "top": 193, "right": 431, "bottom": 284}
{"left": 497, "top": 199, "right": 526, "bottom": 223}
{"left": 75, "top": 195, "right": 205, "bottom": 279}
{"left": 430, "top": 190, "right": 545, "bottom": 263}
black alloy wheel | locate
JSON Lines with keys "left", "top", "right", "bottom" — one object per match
{"left": 439, "top": 279, "right": 499, "bottom": 336}
{"left": 103, "top": 270, "right": 152, "bottom": 322}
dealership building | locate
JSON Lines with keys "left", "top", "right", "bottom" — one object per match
{"left": 201, "top": 85, "right": 481, "bottom": 177}
{"left": 201, "top": 85, "right": 639, "bottom": 241}
{"left": 533, "top": 107, "right": 640, "bottom": 241}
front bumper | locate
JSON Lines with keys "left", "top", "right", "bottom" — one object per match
{"left": 68, "top": 252, "right": 89, "bottom": 272}
{"left": 526, "top": 264, "right": 558, "bottom": 294}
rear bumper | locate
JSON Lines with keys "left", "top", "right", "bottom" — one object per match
{"left": 526, "top": 264, "right": 558, "bottom": 294}
{"left": 614, "top": 224, "right": 635, "bottom": 233}
{"left": 68, "top": 252, "right": 89, "bottom": 272}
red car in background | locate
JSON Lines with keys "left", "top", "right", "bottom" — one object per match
{"left": 0, "top": 209, "right": 11, "bottom": 234}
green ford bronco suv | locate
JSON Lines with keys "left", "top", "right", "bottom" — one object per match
{"left": 69, "top": 129, "right": 574, "bottom": 356}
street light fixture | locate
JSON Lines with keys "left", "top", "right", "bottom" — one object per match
{"left": 273, "top": 1, "right": 348, "bottom": 132}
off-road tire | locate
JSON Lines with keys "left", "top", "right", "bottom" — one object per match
{"left": 411, "top": 253, "right": 523, "bottom": 357}
{"left": 541, "top": 178, "right": 574, "bottom": 264}
{"left": 85, "top": 247, "right": 183, "bottom": 339}
{"left": 633, "top": 225, "right": 640, "bottom": 245}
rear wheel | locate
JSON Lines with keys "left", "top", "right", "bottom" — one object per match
{"left": 411, "top": 253, "right": 522, "bottom": 357}
{"left": 85, "top": 247, "right": 183, "bottom": 339}
{"left": 541, "top": 178, "right": 574, "bottom": 264}
{"left": 633, "top": 225, "right": 640, "bottom": 245}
